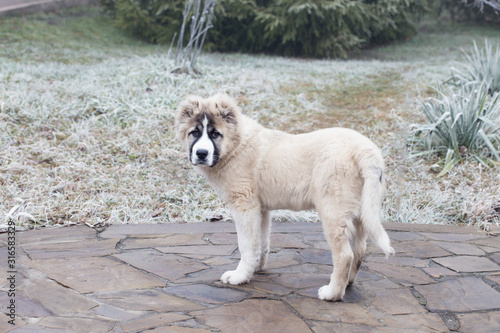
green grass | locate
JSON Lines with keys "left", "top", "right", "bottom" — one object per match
{"left": 0, "top": 6, "right": 154, "bottom": 63}
{"left": 0, "top": 6, "right": 499, "bottom": 229}
{"left": 357, "top": 18, "right": 500, "bottom": 62}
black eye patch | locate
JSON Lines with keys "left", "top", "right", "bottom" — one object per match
{"left": 210, "top": 129, "right": 222, "bottom": 139}
{"left": 189, "top": 128, "right": 201, "bottom": 138}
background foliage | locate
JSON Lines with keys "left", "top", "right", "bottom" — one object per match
{"left": 438, "top": 0, "right": 500, "bottom": 23}
{"left": 101, "top": 0, "right": 184, "bottom": 44}
{"left": 102, "top": 0, "right": 427, "bottom": 58}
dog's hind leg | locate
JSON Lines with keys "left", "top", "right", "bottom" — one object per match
{"left": 317, "top": 210, "right": 355, "bottom": 301}
{"left": 348, "top": 218, "right": 366, "bottom": 285}
{"left": 259, "top": 209, "right": 271, "bottom": 270}
{"left": 221, "top": 207, "right": 262, "bottom": 285}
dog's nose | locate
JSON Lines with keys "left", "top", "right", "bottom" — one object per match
{"left": 196, "top": 149, "right": 209, "bottom": 160}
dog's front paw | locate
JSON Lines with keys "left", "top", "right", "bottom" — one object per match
{"left": 220, "top": 270, "right": 251, "bottom": 285}
{"left": 318, "top": 285, "right": 343, "bottom": 301}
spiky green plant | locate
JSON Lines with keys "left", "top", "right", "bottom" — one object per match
{"left": 450, "top": 40, "right": 500, "bottom": 94}
{"left": 411, "top": 82, "right": 500, "bottom": 176}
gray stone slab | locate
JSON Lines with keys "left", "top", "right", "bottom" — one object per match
{"left": 204, "top": 232, "right": 238, "bottom": 245}
{"left": 415, "top": 277, "right": 500, "bottom": 312}
{"left": 457, "top": 311, "right": 500, "bottom": 333}
{"left": 381, "top": 313, "right": 449, "bottom": 332}
{"left": 11, "top": 225, "right": 96, "bottom": 245}
{"left": 7, "top": 221, "right": 500, "bottom": 332}
{"left": 268, "top": 262, "right": 331, "bottom": 274}
{"left": 432, "top": 241, "right": 485, "bottom": 256}
{"left": 311, "top": 241, "right": 330, "bottom": 250}
{"left": 113, "top": 249, "right": 208, "bottom": 281}
{"left": 422, "top": 265, "right": 460, "bottom": 279}
{"left": 0, "top": 290, "right": 51, "bottom": 317}
{"left": 23, "top": 238, "right": 119, "bottom": 260}
{"left": 486, "top": 274, "right": 500, "bottom": 285}
{"left": 22, "top": 276, "right": 97, "bottom": 315}
{"left": 127, "top": 233, "right": 174, "bottom": 238}
{"left": 152, "top": 327, "right": 211, "bottom": 333}
{"left": 357, "top": 270, "right": 401, "bottom": 291}
{"left": 392, "top": 241, "right": 451, "bottom": 258}
{"left": 311, "top": 322, "right": 374, "bottom": 333}
{"left": 37, "top": 317, "right": 115, "bottom": 332}
{"left": 470, "top": 236, "right": 500, "bottom": 249}
{"left": 384, "top": 223, "right": 485, "bottom": 235}
{"left": 387, "top": 231, "right": 425, "bottom": 241}
{"left": 365, "top": 262, "right": 435, "bottom": 286}
{"left": 286, "top": 296, "right": 381, "bottom": 326}
{"left": 433, "top": 256, "right": 500, "bottom": 273}
{"left": 366, "top": 256, "right": 429, "bottom": 268}
{"left": 297, "top": 248, "right": 332, "bottom": 265}
{"left": 262, "top": 250, "right": 301, "bottom": 270}
{"left": 93, "top": 289, "right": 205, "bottom": 312}
{"left": 270, "top": 233, "right": 308, "bottom": 249}
{"left": 202, "top": 256, "right": 236, "bottom": 266}
{"left": 301, "top": 233, "right": 326, "bottom": 242}
{"left": 0, "top": 313, "right": 26, "bottom": 332}
{"left": 99, "top": 222, "right": 236, "bottom": 238}
{"left": 122, "top": 233, "right": 207, "bottom": 249}
{"left": 191, "top": 299, "right": 310, "bottom": 332}
{"left": 491, "top": 253, "right": 500, "bottom": 264}
{"left": 156, "top": 244, "right": 237, "bottom": 256}
{"left": 164, "top": 284, "right": 247, "bottom": 304}
{"left": 240, "top": 279, "right": 294, "bottom": 296}
{"left": 479, "top": 245, "right": 500, "bottom": 253}
{"left": 92, "top": 304, "right": 141, "bottom": 322}
{"left": 420, "top": 232, "right": 483, "bottom": 242}
{"left": 370, "top": 288, "right": 426, "bottom": 315}
{"left": 4, "top": 324, "right": 71, "bottom": 332}
{"left": 30, "top": 257, "right": 165, "bottom": 293}
{"left": 121, "top": 313, "right": 190, "bottom": 333}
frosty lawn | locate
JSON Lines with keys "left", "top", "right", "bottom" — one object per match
{"left": 0, "top": 8, "right": 499, "bottom": 229}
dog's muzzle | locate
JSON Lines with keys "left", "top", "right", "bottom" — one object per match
{"left": 193, "top": 149, "right": 210, "bottom": 165}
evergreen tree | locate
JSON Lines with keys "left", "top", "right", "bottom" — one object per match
{"left": 103, "top": 0, "right": 427, "bottom": 58}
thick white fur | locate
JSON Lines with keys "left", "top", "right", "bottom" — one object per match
{"left": 175, "top": 94, "right": 394, "bottom": 301}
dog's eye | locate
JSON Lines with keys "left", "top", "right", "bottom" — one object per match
{"left": 189, "top": 129, "right": 200, "bottom": 138}
{"left": 210, "top": 131, "right": 222, "bottom": 139}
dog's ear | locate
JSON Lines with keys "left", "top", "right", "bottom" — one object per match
{"left": 213, "top": 94, "right": 239, "bottom": 124}
{"left": 176, "top": 96, "right": 200, "bottom": 123}
{"left": 175, "top": 96, "right": 201, "bottom": 140}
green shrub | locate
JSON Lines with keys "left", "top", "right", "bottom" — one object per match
{"left": 102, "top": 0, "right": 185, "bottom": 44}
{"left": 102, "top": 0, "right": 426, "bottom": 58}
{"left": 436, "top": 0, "right": 500, "bottom": 23}
{"left": 449, "top": 40, "right": 500, "bottom": 95}
{"left": 411, "top": 82, "right": 500, "bottom": 176}
{"left": 210, "top": 0, "right": 425, "bottom": 58}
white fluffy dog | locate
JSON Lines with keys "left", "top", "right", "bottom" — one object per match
{"left": 175, "top": 94, "right": 394, "bottom": 301}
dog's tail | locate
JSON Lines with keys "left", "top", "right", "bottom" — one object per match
{"left": 359, "top": 152, "right": 395, "bottom": 258}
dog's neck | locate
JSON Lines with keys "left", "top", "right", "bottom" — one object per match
{"left": 196, "top": 115, "right": 264, "bottom": 178}
{"left": 213, "top": 129, "right": 257, "bottom": 172}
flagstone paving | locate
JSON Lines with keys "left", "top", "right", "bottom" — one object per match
{"left": 1, "top": 221, "right": 500, "bottom": 332}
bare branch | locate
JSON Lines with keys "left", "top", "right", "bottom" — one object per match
{"left": 172, "top": 0, "right": 217, "bottom": 75}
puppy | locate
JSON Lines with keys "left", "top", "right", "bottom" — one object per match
{"left": 175, "top": 93, "right": 394, "bottom": 301}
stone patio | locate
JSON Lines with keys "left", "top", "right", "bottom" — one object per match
{"left": 1, "top": 221, "right": 500, "bottom": 332}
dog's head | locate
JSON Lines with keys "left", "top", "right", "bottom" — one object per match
{"left": 175, "top": 94, "right": 241, "bottom": 168}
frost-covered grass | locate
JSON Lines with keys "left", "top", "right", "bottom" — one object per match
{"left": 1, "top": 7, "right": 499, "bottom": 229}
